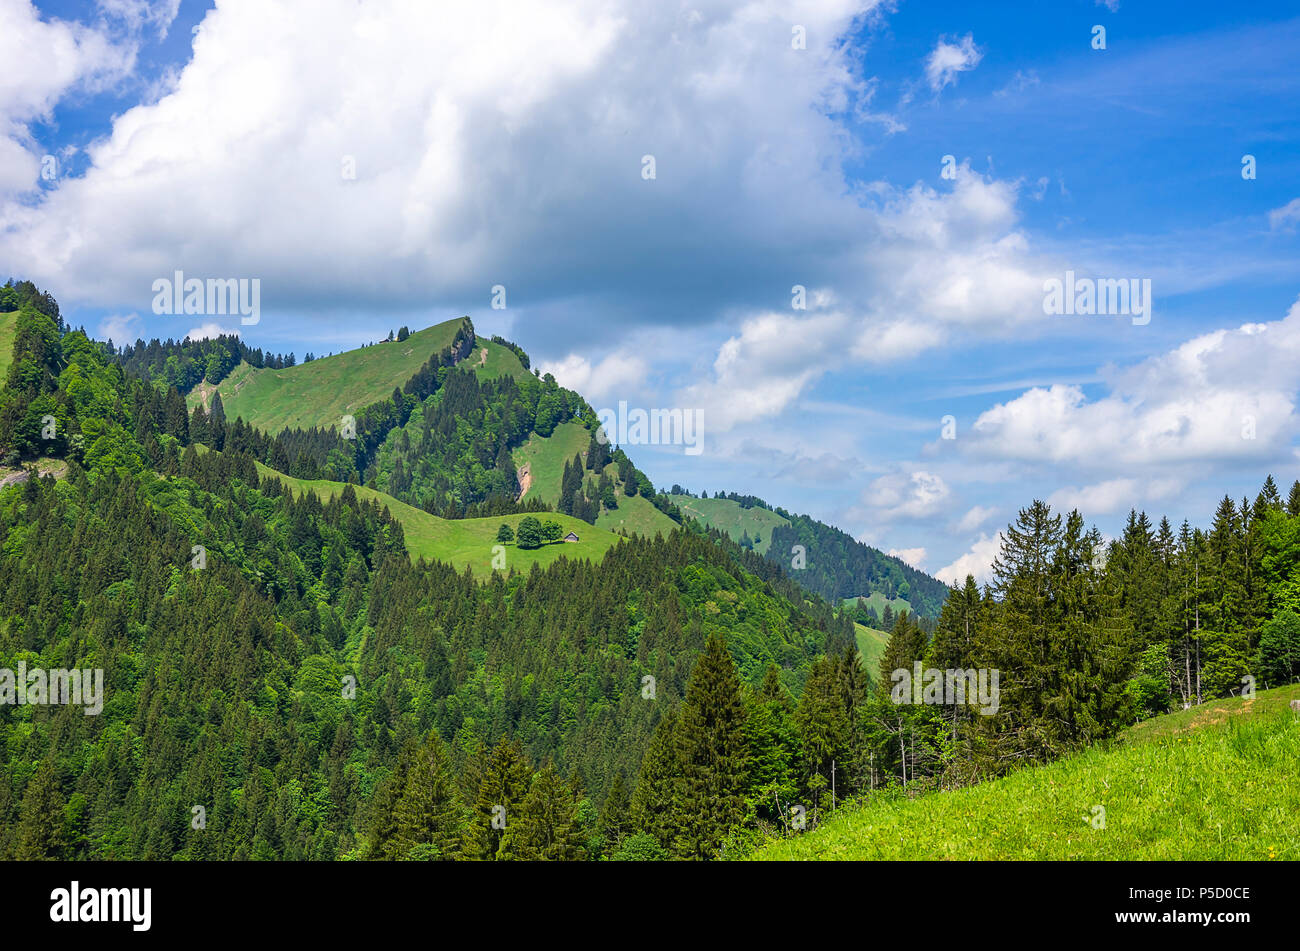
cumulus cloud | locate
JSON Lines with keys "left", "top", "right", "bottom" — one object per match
{"left": 0, "top": 0, "right": 136, "bottom": 193}
{"left": 539, "top": 350, "right": 648, "bottom": 406}
{"left": 924, "top": 33, "right": 982, "bottom": 92}
{"left": 184, "top": 321, "right": 233, "bottom": 342}
{"left": 98, "top": 312, "right": 141, "bottom": 345}
{"left": 864, "top": 469, "right": 951, "bottom": 520}
{"left": 967, "top": 295, "right": 1300, "bottom": 470}
{"left": 1047, "top": 477, "right": 1183, "bottom": 516}
{"left": 680, "top": 164, "right": 1061, "bottom": 430}
{"left": 678, "top": 308, "right": 848, "bottom": 431}
{"left": 0, "top": 0, "right": 888, "bottom": 327}
{"left": 955, "top": 504, "right": 996, "bottom": 532}
{"left": 935, "top": 532, "right": 1003, "bottom": 587}
{"left": 888, "top": 546, "right": 927, "bottom": 570}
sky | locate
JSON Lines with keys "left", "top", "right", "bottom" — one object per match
{"left": 2, "top": 0, "right": 1298, "bottom": 585}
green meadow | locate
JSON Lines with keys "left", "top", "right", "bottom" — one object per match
{"left": 188, "top": 321, "right": 527, "bottom": 434}
{"left": 669, "top": 494, "right": 791, "bottom": 555}
{"left": 255, "top": 462, "right": 622, "bottom": 577}
{"left": 754, "top": 684, "right": 1300, "bottom": 861}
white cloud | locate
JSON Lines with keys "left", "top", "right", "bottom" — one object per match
{"left": 864, "top": 469, "right": 951, "bottom": 520}
{"left": 935, "top": 532, "right": 1003, "bottom": 587}
{"left": 1047, "top": 477, "right": 1182, "bottom": 516}
{"left": 0, "top": 0, "right": 136, "bottom": 193}
{"left": 681, "top": 164, "right": 1060, "bottom": 430}
{"left": 98, "top": 312, "right": 141, "bottom": 344}
{"left": 925, "top": 33, "right": 982, "bottom": 92}
{"left": 678, "top": 308, "right": 848, "bottom": 431}
{"left": 1268, "top": 198, "right": 1300, "bottom": 232}
{"left": 888, "top": 546, "right": 927, "bottom": 570}
{"left": 539, "top": 350, "right": 648, "bottom": 405}
{"left": 96, "top": 0, "right": 182, "bottom": 39}
{"left": 955, "top": 504, "right": 996, "bottom": 532}
{"left": 968, "top": 295, "right": 1300, "bottom": 470}
{"left": 0, "top": 0, "right": 888, "bottom": 319}
{"left": 184, "top": 321, "right": 233, "bottom": 342}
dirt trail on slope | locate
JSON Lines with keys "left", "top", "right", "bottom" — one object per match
{"left": 478, "top": 347, "right": 488, "bottom": 367}
{"left": 517, "top": 463, "right": 532, "bottom": 500}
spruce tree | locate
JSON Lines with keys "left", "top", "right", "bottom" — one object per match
{"left": 389, "top": 730, "right": 464, "bottom": 860}
{"left": 671, "top": 634, "right": 748, "bottom": 860}
{"left": 499, "top": 762, "right": 583, "bottom": 861}
{"left": 461, "top": 738, "right": 533, "bottom": 860}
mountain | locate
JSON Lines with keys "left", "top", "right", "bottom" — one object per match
{"left": 4, "top": 279, "right": 1297, "bottom": 863}
{"left": 668, "top": 490, "right": 951, "bottom": 619}
{"left": 0, "top": 283, "right": 856, "bottom": 860}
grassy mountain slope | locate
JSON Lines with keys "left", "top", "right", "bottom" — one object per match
{"left": 843, "top": 593, "right": 915, "bottom": 620}
{"left": 755, "top": 684, "right": 1300, "bottom": 860}
{"left": 0, "top": 310, "right": 17, "bottom": 382}
{"left": 596, "top": 490, "right": 679, "bottom": 537}
{"left": 670, "top": 494, "right": 790, "bottom": 555}
{"left": 255, "top": 461, "right": 622, "bottom": 576}
{"left": 853, "top": 622, "right": 890, "bottom": 672}
{"left": 514, "top": 420, "right": 589, "bottom": 506}
{"left": 670, "top": 492, "right": 949, "bottom": 618}
{"left": 188, "top": 320, "right": 527, "bottom": 433}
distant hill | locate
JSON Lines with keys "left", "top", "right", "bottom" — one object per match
{"left": 185, "top": 319, "right": 529, "bottom": 434}
{"left": 670, "top": 491, "right": 950, "bottom": 619}
{"left": 670, "top": 494, "right": 791, "bottom": 555}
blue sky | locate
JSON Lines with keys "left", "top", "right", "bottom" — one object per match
{"left": 3, "top": 0, "right": 1298, "bottom": 582}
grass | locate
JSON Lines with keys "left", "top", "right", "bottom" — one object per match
{"left": 0, "top": 310, "right": 18, "bottom": 382}
{"left": 596, "top": 490, "right": 680, "bottom": 538}
{"left": 187, "top": 320, "right": 528, "bottom": 435}
{"left": 513, "top": 420, "right": 590, "bottom": 507}
{"left": 255, "top": 462, "right": 621, "bottom": 577}
{"left": 753, "top": 683, "right": 1300, "bottom": 860}
{"left": 669, "top": 494, "right": 790, "bottom": 555}
{"left": 853, "top": 622, "right": 890, "bottom": 674}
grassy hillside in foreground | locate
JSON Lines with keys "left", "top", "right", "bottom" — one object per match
{"left": 754, "top": 684, "right": 1300, "bottom": 860}
{"left": 254, "top": 462, "right": 622, "bottom": 577}
{"left": 0, "top": 310, "right": 17, "bottom": 382}
{"left": 188, "top": 321, "right": 527, "bottom": 434}
{"left": 669, "top": 494, "right": 790, "bottom": 555}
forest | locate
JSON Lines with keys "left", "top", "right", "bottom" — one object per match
{"left": 1, "top": 284, "right": 1297, "bottom": 859}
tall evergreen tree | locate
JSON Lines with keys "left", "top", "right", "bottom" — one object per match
{"left": 670, "top": 635, "right": 748, "bottom": 860}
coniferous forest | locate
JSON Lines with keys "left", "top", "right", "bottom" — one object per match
{"left": 2, "top": 284, "right": 1297, "bottom": 862}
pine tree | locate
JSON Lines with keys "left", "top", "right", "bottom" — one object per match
{"left": 461, "top": 738, "right": 533, "bottom": 860}
{"left": 671, "top": 634, "right": 748, "bottom": 860}
{"left": 389, "top": 730, "right": 464, "bottom": 860}
{"left": 597, "top": 772, "right": 632, "bottom": 849}
{"left": 630, "top": 708, "right": 680, "bottom": 850}
{"left": 499, "top": 762, "right": 584, "bottom": 861}
{"left": 14, "top": 759, "right": 66, "bottom": 860}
